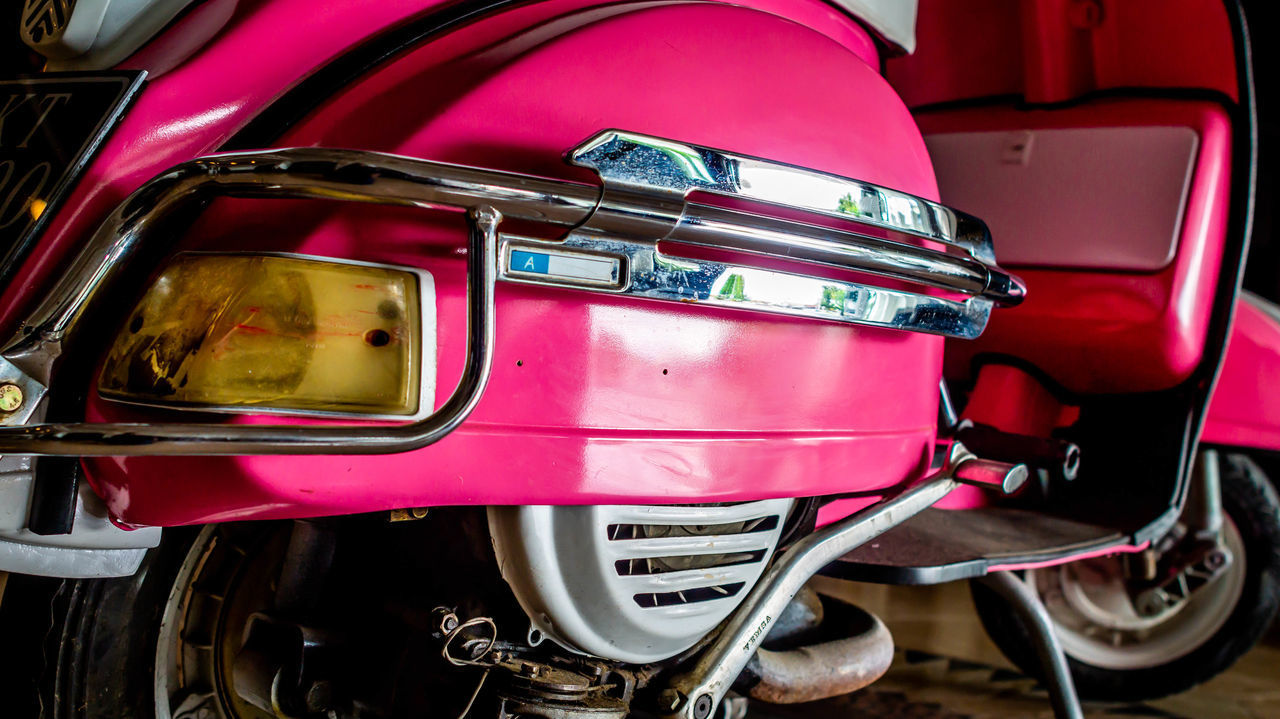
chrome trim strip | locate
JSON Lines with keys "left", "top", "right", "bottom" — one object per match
{"left": 500, "top": 232, "right": 993, "bottom": 339}
{"left": 572, "top": 130, "right": 1007, "bottom": 267}
{"left": 0, "top": 132, "right": 1023, "bottom": 455}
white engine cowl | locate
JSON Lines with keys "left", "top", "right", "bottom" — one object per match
{"left": 488, "top": 499, "right": 794, "bottom": 663}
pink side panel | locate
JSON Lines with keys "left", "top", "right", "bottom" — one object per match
{"left": 1202, "top": 295, "right": 1280, "bottom": 451}
{"left": 75, "top": 2, "right": 945, "bottom": 526}
{"left": 961, "top": 364, "right": 1066, "bottom": 437}
{"left": 934, "top": 100, "right": 1232, "bottom": 395}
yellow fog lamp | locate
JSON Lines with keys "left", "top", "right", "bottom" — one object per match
{"left": 98, "top": 253, "right": 431, "bottom": 418}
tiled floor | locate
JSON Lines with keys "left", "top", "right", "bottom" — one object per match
{"left": 755, "top": 577, "right": 1280, "bottom": 719}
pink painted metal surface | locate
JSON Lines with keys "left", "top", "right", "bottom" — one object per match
{"left": 76, "top": 1, "right": 947, "bottom": 525}
{"left": 887, "top": 0, "right": 1238, "bottom": 109}
{"left": 962, "top": 364, "right": 1071, "bottom": 437}
{"left": 1202, "top": 294, "right": 1280, "bottom": 451}
{"left": 935, "top": 363, "right": 1075, "bottom": 511}
{"left": 932, "top": 100, "right": 1233, "bottom": 395}
{"left": 986, "top": 540, "right": 1148, "bottom": 573}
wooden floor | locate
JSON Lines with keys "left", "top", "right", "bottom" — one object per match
{"left": 753, "top": 578, "right": 1280, "bottom": 719}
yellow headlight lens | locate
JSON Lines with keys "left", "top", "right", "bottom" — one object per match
{"left": 98, "top": 253, "right": 424, "bottom": 417}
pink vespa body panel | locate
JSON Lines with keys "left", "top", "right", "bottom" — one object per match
{"left": 1203, "top": 294, "right": 1280, "bottom": 451}
{"left": 923, "top": 100, "right": 1233, "bottom": 395}
{"left": 65, "top": 0, "right": 950, "bottom": 525}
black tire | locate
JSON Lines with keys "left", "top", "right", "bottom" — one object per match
{"left": 0, "top": 528, "right": 200, "bottom": 719}
{"left": 971, "top": 453, "right": 1280, "bottom": 703}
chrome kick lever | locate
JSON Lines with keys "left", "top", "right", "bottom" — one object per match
{"left": 948, "top": 441, "right": 1031, "bottom": 495}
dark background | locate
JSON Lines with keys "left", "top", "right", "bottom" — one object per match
{"left": 1238, "top": 0, "right": 1280, "bottom": 300}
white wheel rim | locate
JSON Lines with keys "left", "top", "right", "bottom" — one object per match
{"left": 1031, "top": 519, "right": 1247, "bottom": 670}
{"left": 154, "top": 526, "right": 281, "bottom": 719}
{"left": 155, "top": 526, "right": 221, "bottom": 719}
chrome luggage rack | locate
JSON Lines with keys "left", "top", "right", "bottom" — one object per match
{"left": 0, "top": 130, "right": 1024, "bottom": 455}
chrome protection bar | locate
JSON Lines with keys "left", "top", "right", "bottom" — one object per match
{"left": 663, "top": 473, "right": 960, "bottom": 719}
{"left": 660, "top": 443, "right": 1028, "bottom": 719}
{"left": 0, "top": 131, "right": 1024, "bottom": 455}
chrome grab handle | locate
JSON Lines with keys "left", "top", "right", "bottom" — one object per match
{"left": 570, "top": 130, "right": 1024, "bottom": 303}
{"left": 0, "top": 132, "right": 1024, "bottom": 455}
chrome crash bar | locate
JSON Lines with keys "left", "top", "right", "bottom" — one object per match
{"left": 0, "top": 130, "right": 1024, "bottom": 455}
{"left": 662, "top": 443, "right": 1028, "bottom": 719}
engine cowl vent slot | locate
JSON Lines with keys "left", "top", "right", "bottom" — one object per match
{"left": 613, "top": 550, "right": 769, "bottom": 576}
{"left": 634, "top": 582, "right": 747, "bottom": 608}
{"left": 606, "top": 513, "right": 781, "bottom": 609}
{"left": 489, "top": 499, "right": 794, "bottom": 663}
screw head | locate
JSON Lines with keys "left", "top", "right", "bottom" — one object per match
{"left": 1135, "top": 594, "right": 1164, "bottom": 617}
{"left": 1205, "top": 549, "right": 1229, "bottom": 570}
{"left": 692, "top": 694, "right": 714, "bottom": 719}
{"left": 0, "top": 384, "right": 23, "bottom": 412}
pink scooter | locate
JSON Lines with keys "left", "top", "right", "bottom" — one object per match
{"left": 0, "top": 0, "right": 1276, "bottom": 717}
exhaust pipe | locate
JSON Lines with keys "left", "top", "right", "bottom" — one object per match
{"left": 738, "top": 592, "right": 894, "bottom": 704}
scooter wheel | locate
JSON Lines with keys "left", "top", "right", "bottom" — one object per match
{"left": 970, "top": 453, "right": 1280, "bottom": 702}
{"left": 0, "top": 526, "right": 206, "bottom": 718}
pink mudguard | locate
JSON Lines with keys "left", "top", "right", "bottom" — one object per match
{"left": 1203, "top": 294, "right": 1280, "bottom": 452}
{"left": 57, "top": 0, "right": 948, "bottom": 525}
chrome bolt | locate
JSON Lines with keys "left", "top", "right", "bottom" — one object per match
{"left": 0, "top": 384, "right": 22, "bottom": 412}
{"left": 1204, "top": 549, "right": 1230, "bottom": 571}
{"left": 1135, "top": 591, "right": 1167, "bottom": 617}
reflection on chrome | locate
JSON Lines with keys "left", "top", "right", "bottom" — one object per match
{"left": 500, "top": 130, "right": 1019, "bottom": 340}
{"left": 571, "top": 130, "right": 979, "bottom": 260}
{"left": 702, "top": 266, "right": 987, "bottom": 336}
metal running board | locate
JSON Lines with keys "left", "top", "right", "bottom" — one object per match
{"left": 818, "top": 506, "right": 1130, "bottom": 585}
